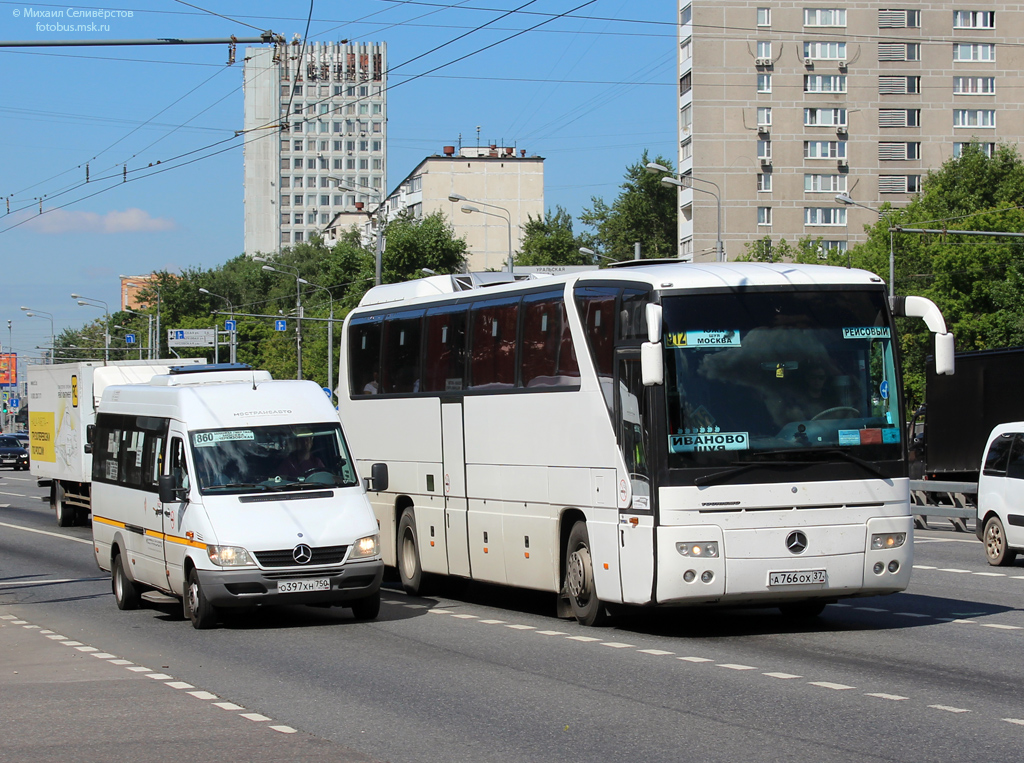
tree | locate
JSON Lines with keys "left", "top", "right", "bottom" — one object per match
{"left": 579, "top": 151, "right": 678, "bottom": 260}
{"left": 738, "top": 236, "right": 850, "bottom": 266}
{"left": 381, "top": 211, "right": 468, "bottom": 282}
{"left": 515, "top": 206, "right": 593, "bottom": 267}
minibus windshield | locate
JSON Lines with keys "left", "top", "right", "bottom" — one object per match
{"left": 189, "top": 423, "right": 358, "bottom": 494}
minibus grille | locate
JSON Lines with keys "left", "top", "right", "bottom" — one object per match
{"left": 254, "top": 545, "right": 348, "bottom": 567}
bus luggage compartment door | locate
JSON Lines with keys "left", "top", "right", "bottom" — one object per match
{"left": 441, "top": 403, "right": 471, "bottom": 577}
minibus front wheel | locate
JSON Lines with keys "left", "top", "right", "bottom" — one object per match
{"left": 185, "top": 569, "right": 218, "bottom": 629}
{"left": 112, "top": 553, "right": 140, "bottom": 610}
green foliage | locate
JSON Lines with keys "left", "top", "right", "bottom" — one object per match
{"left": 580, "top": 151, "right": 678, "bottom": 261}
{"left": 738, "top": 236, "right": 851, "bottom": 266}
{"left": 381, "top": 211, "right": 468, "bottom": 281}
{"left": 516, "top": 206, "right": 594, "bottom": 267}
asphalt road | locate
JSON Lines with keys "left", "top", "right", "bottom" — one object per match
{"left": 2, "top": 474, "right": 1023, "bottom": 763}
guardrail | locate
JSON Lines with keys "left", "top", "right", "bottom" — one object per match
{"left": 909, "top": 479, "right": 977, "bottom": 533}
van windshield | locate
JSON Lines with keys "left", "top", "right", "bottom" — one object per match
{"left": 189, "top": 423, "right": 358, "bottom": 494}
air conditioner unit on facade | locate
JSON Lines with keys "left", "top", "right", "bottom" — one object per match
{"left": 837, "top": 159, "right": 849, "bottom": 168}
{"left": 836, "top": 126, "right": 848, "bottom": 134}
{"left": 761, "top": 157, "right": 773, "bottom": 166}
{"left": 838, "top": 60, "right": 847, "bottom": 69}
{"left": 755, "top": 57, "right": 771, "bottom": 66}
{"left": 804, "top": 59, "right": 814, "bottom": 69}
{"left": 758, "top": 125, "right": 770, "bottom": 134}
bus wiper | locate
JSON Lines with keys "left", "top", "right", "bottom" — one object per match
{"left": 266, "top": 480, "right": 331, "bottom": 491}
{"left": 754, "top": 447, "right": 888, "bottom": 479}
{"left": 694, "top": 460, "right": 809, "bottom": 488}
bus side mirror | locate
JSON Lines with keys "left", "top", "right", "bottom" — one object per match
{"left": 934, "top": 332, "right": 955, "bottom": 376}
{"left": 641, "top": 342, "right": 664, "bottom": 386}
{"left": 85, "top": 424, "right": 94, "bottom": 454}
{"left": 158, "top": 474, "right": 187, "bottom": 504}
{"left": 365, "top": 462, "right": 388, "bottom": 492}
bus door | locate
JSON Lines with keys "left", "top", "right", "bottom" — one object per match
{"left": 616, "top": 353, "right": 656, "bottom": 604}
{"left": 441, "top": 402, "right": 471, "bottom": 577}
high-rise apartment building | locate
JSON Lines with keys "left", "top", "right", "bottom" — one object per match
{"left": 676, "top": 3, "right": 1022, "bottom": 262}
{"left": 243, "top": 41, "right": 387, "bottom": 255}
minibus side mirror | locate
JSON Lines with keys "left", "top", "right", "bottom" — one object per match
{"left": 158, "top": 474, "right": 187, "bottom": 504}
{"left": 364, "top": 462, "right": 388, "bottom": 493}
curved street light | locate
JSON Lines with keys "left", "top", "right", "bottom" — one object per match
{"left": 71, "top": 293, "right": 110, "bottom": 364}
{"left": 835, "top": 193, "right": 896, "bottom": 298}
{"left": 647, "top": 162, "right": 724, "bottom": 262}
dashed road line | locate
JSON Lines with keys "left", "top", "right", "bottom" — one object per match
{"left": 809, "top": 682, "right": 855, "bottom": 690}
{"left": 930, "top": 705, "right": 970, "bottom": 714}
{"left": 866, "top": 693, "right": 908, "bottom": 701}
{"left": 717, "top": 663, "right": 757, "bottom": 671}
{"left": 764, "top": 672, "right": 801, "bottom": 679}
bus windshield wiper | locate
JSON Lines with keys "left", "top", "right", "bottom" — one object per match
{"left": 694, "top": 460, "right": 809, "bottom": 488}
{"left": 694, "top": 447, "right": 887, "bottom": 487}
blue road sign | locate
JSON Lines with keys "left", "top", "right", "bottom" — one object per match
{"left": 225, "top": 320, "right": 237, "bottom": 331}
{"left": 10, "top": 398, "right": 19, "bottom": 409}
{"left": 125, "top": 334, "right": 136, "bottom": 344}
{"left": 322, "top": 386, "right": 332, "bottom": 398}
{"left": 275, "top": 319, "right": 287, "bottom": 331}
{"left": 174, "top": 330, "right": 185, "bottom": 340}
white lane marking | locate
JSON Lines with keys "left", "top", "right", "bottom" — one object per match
{"left": 146, "top": 673, "right": 173, "bottom": 680}
{"left": 109, "top": 659, "right": 133, "bottom": 666}
{"left": 451, "top": 614, "right": 478, "bottom": 619}
{"left": 271, "top": 726, "right": 298, "bottom": 734}
{"left": 975, "top": 572, "right": 1007, "bottom": 577}
{"left": 764, "top": 672, "right": 801, "bottom": 679}
{"left": 855, "top": 607, "right": 887, "bottom": 613}
{"left": 0, "top": 491, "right": 27, "bottom": 497}
{"left": 22, "top": 624, "right": 40, "bottom": 629}
{"left": 91, "top": 653, "right": 116, "bottom": 659}
{"left": 166, "top": 681, "right": 194, "bottom": 689}
{"left": 981, "top": 623, "right": 1022, "bottom": 630}
{"left": 718, "top": 663, "right": 756, "bottom": 671}
{"left": 506, "top": 624, "right": 535, "bottom": 630}
{"left": 0, "top": 521, "right": 92, "bottom": 545}
{"left": 46, "top": 634, "right": 67, "bottom": 640}
{"left": 939, "top": 568, "right": 972, "bottom": 574}
{"left": 1003, "top": 718, "right": 1024, "bottom": 726}
{"left": 214, "top": 702, "right": 244, "bottom": 711}
{"left": 679, "top": 657, "right": 713, "bottom": 663}
{"left": 536, "top": 630, "right": 567, "bottom": 636}
{"left": 866, "top": 693, "right": 908, "bottom": 701}
{"left": 913, "top": 565, "right": 937, "bottom": 570}
{"left": 11, "top": 620, "right": 27, "bottom": 625}
{"left": 75, "top": 646, "right": 98, "bottom": 652}
{"left": 950, "top": 619, "right": 977, "bottom": 624}
{"left": 893, "top": 612, "right": 929, "bottom": 618}
{"left": 240, "top": 713, "right": 270, "bottom": 722}
{"left": 567, "top": 636, "right": 600, "bottom": 642}
{"left": 60, "top": 641, "right": 83, "bottom": 646}
{"left": 127, "top": 666, "right": 151, "bottom": 673}
{"left": 601, "top": 642, "right": 634, "bottom": 649}
{"left": 929, "top": 705, "right": 970, "bottom": 714}
{"left": 0, "top": 504, "right": 9, "bottom": 508}
{"left": 0, "top": 578, "right": 92, "bottom": 587}
{"left": 427, "top": 609, "right": 453, "bottom": 615}
{"left": 0, "top": 614, "right": 16, "bottom": 619}
{"left": 478, "top": 619, "right": 506, "bottom": 624}
{"left": 638, "top": 649, "right": 674, "bottom": 656}
{"left": 404, "top": 604, "right": 428, "bottom": 609}
{"left": 188, "top": 691, "right": 218, "bottom": 700}
{"left": 809, "top": 682, "right": 855, "bottom": 690}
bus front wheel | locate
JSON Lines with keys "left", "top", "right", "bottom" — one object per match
{"left": 398, "top": 510, "right": 425, "bottom": 595}
{"left": 564, "top": 522, "right": 608, "bottom": 627}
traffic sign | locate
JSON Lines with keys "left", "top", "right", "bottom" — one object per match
{"left": 322, "top": 386, "right": 332, "bottom": 398}
{"left": 125, "top": 334, "right": 136, "bottom": 344}
{"left": 225, "top": 320, "right": 237, "bottom": 332}
{"left": 275, "top": 320, "right": 287, "bottom": 331}
{"left": 167, "top": 328, "right": 216, "bottom": 347}
{"left": 10, "top": 398, "right": 18, "bottom": 410}
{"left": 1, "top": 390, "right": 7, "bottom": 401}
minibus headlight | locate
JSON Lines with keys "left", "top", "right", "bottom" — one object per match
{"left": 870, "top": 532, "right": 907, "bottom": 551}
{"left": 350, "top": 534, "right": 379, "bottom": 559}
{"left": 207, "top": 545, "right": 254, "bottom": 567}
{"left": 676, "top": 542, "right": 719, "bottom": 558}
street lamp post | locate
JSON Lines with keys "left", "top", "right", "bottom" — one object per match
{"left": 646, "top": 162, "right": 724, "bottom": 262}
{"left": 71, "top": 294, "right": 110, "bottom": 364}
{"left": 578, "top": 246, "right": 618, "bottom": 265}
{"left": 198, "top": 288, "right": 236, "bottom": 364}
{"left": 449, "top": 194, "right": 514, "bottom": 272}
{"left": 299, "top": 278, "right": 335, "bottom": 400}
{"left": 330, "top": 179, "right": 384, "bottom": 286}
{"left": 254, "top": 258, "right": 303, "bottom": 379}
{"left": 835, "top": 194, "right": 896, "bottom": 298}
{"left": 20, "top": 307, "right": 54, "bottom": 363}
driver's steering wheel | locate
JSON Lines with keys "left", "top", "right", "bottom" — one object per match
{"left": 811, "top": 406, "right": 860, "bottom": 421}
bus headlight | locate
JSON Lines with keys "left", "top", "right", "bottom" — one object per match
{"left": 207, "top": 545, "right": 254, "bottom": 567}
{"left": 350, "top": 534, "right": 379, "bottom": 559}
{"left": 676, "top": 542, "right": 719, "bottom": 558}
{"left": 870, "top": 532, "right": 906, "bottom": 551}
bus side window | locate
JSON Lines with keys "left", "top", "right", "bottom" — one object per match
{"left": 348, "top": 318, "right": 382, "bottom": 396}
{"left": 520, "top": 293, "right": 580, "bottom": 388}
{"left": 469, "top": 297, "right": 518, "bottom": 389}
{"left": 423, "top": 305, "right": 468, "bottom": 392}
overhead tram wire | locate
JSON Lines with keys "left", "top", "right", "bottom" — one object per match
{"left": 171, "top": 0, "right": 268, "bottom": 32}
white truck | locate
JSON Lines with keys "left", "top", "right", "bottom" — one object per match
{"left": 27, "top": 359, "right": 205, "bottom": 526}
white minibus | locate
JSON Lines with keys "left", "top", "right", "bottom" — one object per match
{"left": 90, "top": 365, "right": 384, "bottom": 629}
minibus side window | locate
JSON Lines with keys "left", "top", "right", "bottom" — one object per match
{"left": 983, "top": 433, "right": 1014, "bottom": 477}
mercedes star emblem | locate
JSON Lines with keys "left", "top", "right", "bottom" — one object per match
{"left": 292, "top": 544, "right": 313, "bottom": 564}
{"left": 786, "top": 531, "right": 808, "bottom": 554}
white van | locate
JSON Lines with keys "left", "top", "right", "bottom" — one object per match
{"left": 90, "top": 365, "right": 386, "bottom": 629}
{"left": 977, "top": 421, "right": 1024, "bottom": 566}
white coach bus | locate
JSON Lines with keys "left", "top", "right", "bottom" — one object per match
{"left": 338, "top": 262, "right": 954, "bottom": 625}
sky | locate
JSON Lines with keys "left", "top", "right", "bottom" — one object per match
{"left": 0, "top": 0, "right": 676, "bottom": 363}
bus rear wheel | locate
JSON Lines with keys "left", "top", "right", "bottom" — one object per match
{"left": 564, "top": 522, "right": 608, "bottom": 627}
{"left": 398, "top": 510, "right": 426, "bottom": 595}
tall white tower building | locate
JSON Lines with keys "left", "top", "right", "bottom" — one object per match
{"left": 243, "top": 40, "right": 387, "bottom": 255}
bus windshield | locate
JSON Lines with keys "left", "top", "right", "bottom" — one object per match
{"left": 661, "top": 288, "right": 901, "bottom": 469}
{"left": 189, "top": 423, "right": 358, "bottom": 494}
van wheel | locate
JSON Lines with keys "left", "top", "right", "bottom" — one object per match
{"left": 564, "top": 521, "right": 608, "bottom": 627}
{"left": 397, "top": 510, "right": 426, "bottom": 595}
{"left": 112, "top": 554, "right": 141, "bottom": 610}
{"left": 185, "top": 569, "right": 218, "bottom": 629}
{"left": 350, "top": 591, "right": 381, "bottom": 621}
{"left": 53, "top": 483, "right": 76, "bottom": 527}
{"left": 984, "top": 516, "right": 1017, "bottom": 566}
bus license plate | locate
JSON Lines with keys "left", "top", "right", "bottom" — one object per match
{"left": 278, "top": 578, "right": 330, "bottom": 593}
{"left": 769, "top": 570, "right": 827, "bottom": 586}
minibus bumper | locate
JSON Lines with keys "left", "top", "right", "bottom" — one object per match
{"left": 197, "top": 559, "right": 384, "bottom": 608}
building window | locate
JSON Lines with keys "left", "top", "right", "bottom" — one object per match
{"left": 680, "top": 4, "right": 691, "bottom": 24}
{"left": 320, "top": 195, "right": 329, "bottom": 206}
{"left": 804, "top": 8, "right": 846, "bottom": 26}
{"left": 820, "top": 240, "right": 847, "bottom": 254}
{"left": 805, "top": 108, "right": 847, "bottom": 126}
{"left": 879, "top": 109, "right": 921, "bottom": 127}
{"left": 878, "top": 9, "right": 920, "bottom": 27}
{"left": 953, "top": 76, "right": 996, "bottom": 94}
{"left": 804, "top": 41, "right": 846, "bottom": 60}
{"left": 804, "top": 174, "right": 847, "bottom": 192}
{"left": 878, "top": 42, "right": 920, "bottom": 60}
{"left": 953, "top": 43, "right": 995, "bottom": 62}
{"left": 758, "top": 207, "right": 773, "bottom": 225}
{"left": 757, "top": 73, "right": 772, "bottom": 93}
{"left": 757, "top": 139, "right": 772, "bottom": 159}
{"left": 954, "top": 109, "right": 996, "bottom": 128}
{"left": 679, "top": 72, "right": 691, "bottom": 96}
{"left": 879, "top": 76, "right": 921, "bottom": 94}
{"left": 333, "top": 158, "right": 343, "bottom": 169}
{"left": 879, "top": 175, "right": 922, "bottom": 193}
{"left": 804, "top": 207, "right": 847, "bottom": 225}
{"left": 680, "top": 37, "right": 692, "bottom": 61}
{"left": 954, "top": 142, "right": 996, "bottom": 157}
{"left": 680, "top": 104, "right": 692, "bottom": 132}
{"left": 757, "top": 107, "right": 772, "bottom": 126}
{"left": 757, "top": 41, "right": 772, "bottom": 58}
{"left": 294, "top": 195, "right": 304, "bottom": 205}
{"left": 757, "top": 7, "right": 771, "bottom": 26}
{"left": 293, "top": 122, "right": 303, "bottom": 133}
{"left": 294, "top": 232, "right": 303, "bottom": 242}
{"left": 680, "top": 137, "right": 693, "bottom": 161}
{"left": 805, "top": 75, "right": 847, "bottom": 93}
{"left": 953, "top": 10, "right": 994, "bottom": 28}
{"left": 878, "top": 142, "right": 921, "bottom": 160}
{"left": 804, "top": 140, "right": 846, "bottom": 159}
{"left": 372, "top": 140, "right": 382, "bottom": 152}
{"left": 757, "top": 173, "right": 772, "bottom": 192}
{"left": 280, "top": 194, "right": 290, "bottom": 207}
